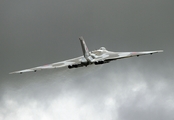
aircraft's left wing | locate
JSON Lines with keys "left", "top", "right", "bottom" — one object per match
{"left": 9, "top": 56, "right": 83, "bottom": 74}
{"left": 104, "top": 50, "right": 163, "bottom": 62}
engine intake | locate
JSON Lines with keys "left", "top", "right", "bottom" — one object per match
{"left": 94, "top": 61, "right": 105, "bottom": 65}
{"left": 68, "top": 64, "right": 84, "bottom": 69}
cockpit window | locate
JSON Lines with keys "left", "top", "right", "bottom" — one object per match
{"left": 99, "top": 47, "right": 106, "bottom": 50}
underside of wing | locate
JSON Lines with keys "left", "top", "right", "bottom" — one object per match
{"left": 104, "top": 50, "right": 163, "bottom": 62}
{"left": 9, "top": 56, "right": 83, "bottom": 74}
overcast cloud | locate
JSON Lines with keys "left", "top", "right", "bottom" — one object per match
{"left": 0, "top": 0, "right": 174, "bottom": 120}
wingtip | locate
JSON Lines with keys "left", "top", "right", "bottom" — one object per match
{"left": 9, "top": 71, "right": 23, "bottom": 74}
{"left": 158, "top": 50, "right": 163, "bottom": 52}
{"left": 9, "top": 72, "right": 16, "bottom": 74}
{"left": 9, "top": 72, "right": 18, "bottom": 74}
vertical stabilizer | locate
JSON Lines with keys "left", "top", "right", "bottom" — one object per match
{"left": 79, "top": 36, "right": 90, "bottom": 57}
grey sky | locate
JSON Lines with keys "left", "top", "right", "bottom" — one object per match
{"left": 0, "top": 0, "right": 174, "bottom": 120}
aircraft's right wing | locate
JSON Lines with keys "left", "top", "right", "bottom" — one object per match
{"left": 9, "top": 56, "right": 84, "bottom": 74}
{"left": 104, "top": 50, "right": 163, "bottom": 62}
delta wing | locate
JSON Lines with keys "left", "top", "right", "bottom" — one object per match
{"left": 9, "top": 56, "right": 83, "bottom": 74}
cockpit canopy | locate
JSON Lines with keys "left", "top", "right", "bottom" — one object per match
{"left": 99, "top": 47, "right": 106, "bottom": 50}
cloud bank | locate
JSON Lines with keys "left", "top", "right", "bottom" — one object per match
{"left": 1, "top": 65, "right": 174, "bottom": 120}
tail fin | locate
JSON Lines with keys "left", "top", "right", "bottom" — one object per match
{"left": 79, "top": 36, "right": 90, "bottom": 57}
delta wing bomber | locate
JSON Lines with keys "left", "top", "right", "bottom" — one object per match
{"left": 10, "top": 37, "right": 163, "bottom": 74}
